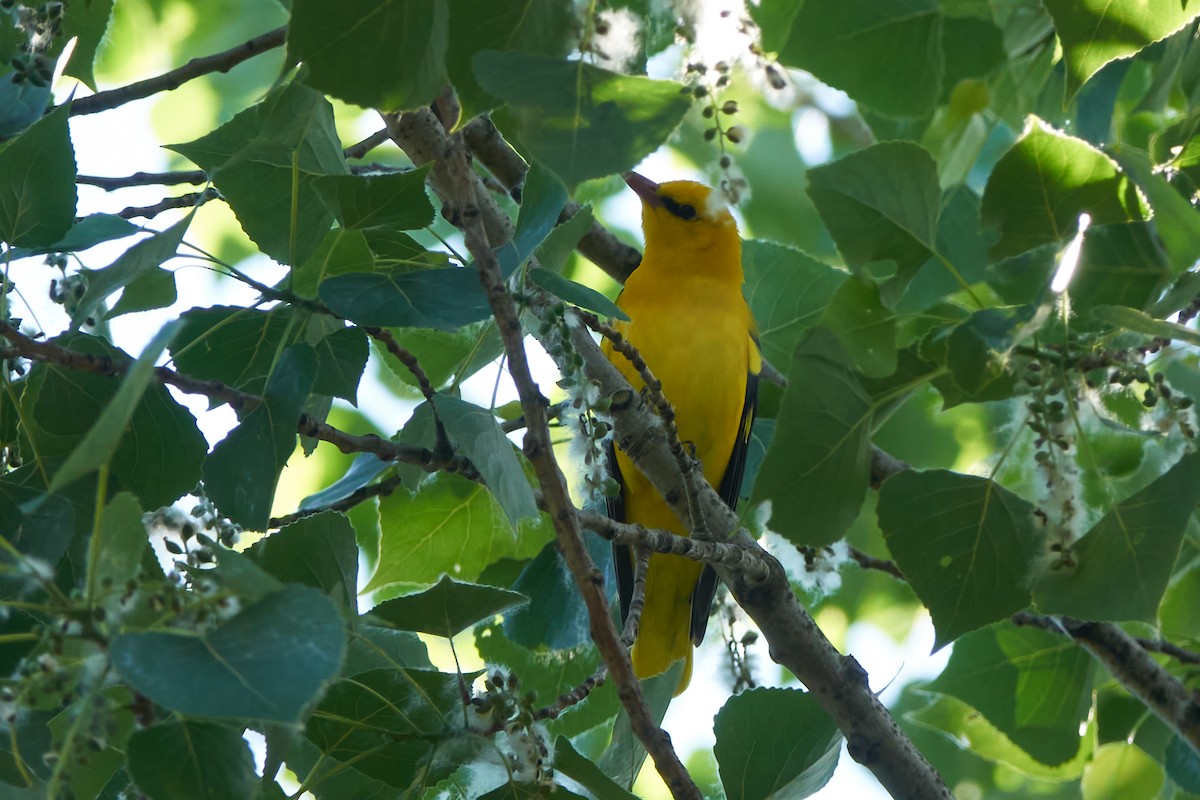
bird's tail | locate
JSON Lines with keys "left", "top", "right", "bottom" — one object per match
{"left": 630, "top": 553, "right": 702, "bottom": 695}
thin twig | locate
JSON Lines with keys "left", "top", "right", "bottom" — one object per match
{"left": 118, "top": 188, "right": 220, "bottom": 220}
{"left": 848, "top": 546, "right": 905, "bottom": 579}
{"left": 69, "top": 26, "right": 288, "bottom": 117}
{"left": 362, "top": 326, "right": 450, "bottom": 454}
{"left": 344, "top": 129, "right": 390, "bottom": 161}
{"left": 78, "top": 170, "right": 207, "bottom": 190}
{"left": 1135, "top": 637, "right": 1200, "bottom": 666}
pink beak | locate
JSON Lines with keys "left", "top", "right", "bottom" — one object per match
{"left": 622, "top": 171, "right": 663, "bottom": 208}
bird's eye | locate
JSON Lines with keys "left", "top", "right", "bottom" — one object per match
{"left": 677, "top": 204, "right": 697, "bottom": 220}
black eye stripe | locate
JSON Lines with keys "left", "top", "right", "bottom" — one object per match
{"left": 660, "top": 195, "right": 699, "bottom": 221}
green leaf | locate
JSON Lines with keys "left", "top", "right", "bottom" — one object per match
{"left": 0, "top": 474, "right": 73, "bottom": 598}
{"left": 714, "top": 687, "right": 841, "bottom": 800}
{"left": 376, "top": 322, "right": 503, "bottom": 390}
{"left": 48, "top": 688, "right": 134, "bottom": 800}
{"left": 1091, "top": 305, "right": 1200, "bottom": 347}
{"left": 23, "top": 333, "right": 206, "bottom": 509}
{"left": 742, "top": 241, "right": 847, "bottom": 371}
{"left": 1035, "top": 452, "right": 1200, "bottom": 621}
{"left": 2, "top": 213, "right": 138, "bottom": 260}
{"left": 74, "top": 213, "right": 192, "bottom": 328}
{"left": 372, "top": 575, "right": 527, "bottom": 637}
{"left": 203, "top": 345, "right": 316, "bottom": 530}
{"left": 107, "top": 266, "right": 178, "bottom": 320}
{"left": 1081, "top": 743, "right": 1164, "bottom": 800}
{"left": 898, "top": 185, "right": 996, "bottom": 314}
{"left": 942, "top": 307, "right": 1022, "bottom": 397}
{"left": 907, "top": 692, "right": 1093, "bottom": 780}
{"left": 503, "top": 533, "right": 611, "bottom": 651}
{"left": 529, "top": 267, "right": 628, "bottom": 320}
{"left": 288, "top": 0, "right": 448, "bottom": 111}
{"left": 170, "top": 306, "right": 292, "bottom": 397}
{"left": 319, "top": 266, "right": 492, "bottom": 330}
{"left": 0, "top": 102, "right": 75, "bottom": 247}
{"left": 1042, "top": 0, "right": 1200, "bottom": 98}
{"left": 299, "top": 453, "right": 390, "bottom": 513}
{"left": 597, "top": 662, "right": 683, "bottom": 789}
{"left": 368, "top": 473, "right": 552, "bottom": 589}
{"left": 292, "top": 229, "right": 377, "bottom": 298}
{"left": 431, "top": 395, "right": 539, "bottom": 523}
{"left": 877, "top": 470, "right": 1040, "bottom": 647}
{"left": 311, "top": 324, "right": 368, "bottom": 404}
{"left": 50, "top": 321, "right": 180, "bottom": 493}
{"left": 773, "top": 0, "right": 943, "bottom": 117}
{"left": 987, "top": 223, "right": 1168, "bottom": 324}
{"left": 499, "top": 161, "right": 569, "bottom": 273}
{"left": 927, "top": 623, "right": 1094, "bottom": 766}
{"left": 1108, "top": 144, "right": 1200, "bottom": 275}
{"left": 304, "top": 668, "right": 462, "bottom": 788}
{"left": 751, "top": 330, "right": 873, "bottom": 547}
{"left": 317, "top": 164, "right": 434, "bottom": 230}
{"left": 59, "top": 0, "right": 114, "bottom": 91}
{"left": 535, "top": 204, "right": 594, "bottom": 273}
{"left": 806, "top": 142, "right": 941, "bottom": 282}
{"left": 553, "top": 737, "right": 637, "bottom": 800}
{"left": 980, "top": 117, "right": 1141, "bottom": 260}
{"left": 88, "top": 492, "right": 146, "bottom": 603}
{"left": 252, "top": 511, "right": 358, "bottom": 608}
{"left": 127, "top": 720, "right": 256, "bottom": 800}
{"left": 820, "top": 276, "right": 897, "bottom": 378}
{"left": 1165, "top": 734, "right": 1200, "bottom": 794}
{"left": 343, "top": 626, "right": 432, "bottom": 676}
{"left": 476, "top": 52, "right": 691, "bottom": 191}
{"left": 112, "top": 585, "right": 344, "bottom": 722}
{"left": 169, "top": 82, "right": 347, "bottom": 265}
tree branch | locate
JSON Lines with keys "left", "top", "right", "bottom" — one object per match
{"left": 68, "top": 26, "right": 288, "bottom": 117}
{"left": 118, "top": 188, "right": 220, "bottom": 220}
{"left": 1013, "top": 612, "right": 1200, "bottom": 756}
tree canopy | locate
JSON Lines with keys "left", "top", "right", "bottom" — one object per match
{"left": 1, "top": 1, "right": 1200, "bottom": 799}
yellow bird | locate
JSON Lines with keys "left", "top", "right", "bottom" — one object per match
{"left": 604, "top": 172, "right": 761, "bottom": 693}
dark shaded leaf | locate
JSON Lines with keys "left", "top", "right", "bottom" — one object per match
{"left": 0, "top": 102, "right": 75, "bottom": 247}
{"left": 372, "top": 575, "right": 527, "bottom": 637}
{"left": 127, "top": 720, "right": 256, "bottom": 800}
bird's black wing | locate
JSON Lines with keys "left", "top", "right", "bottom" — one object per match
{"left": 606, "top": 439, "right": 635, "bottom": 622}
{"left": 690, "top": 349, "right": 760, "bottom": 646}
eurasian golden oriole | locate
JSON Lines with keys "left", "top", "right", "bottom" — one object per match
{"left": 604, "top": 172, "right": 761, "bottom": 693}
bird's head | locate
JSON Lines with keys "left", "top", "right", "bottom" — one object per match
{"left": 622, "top": 172, "right": 739, "bottom": 257}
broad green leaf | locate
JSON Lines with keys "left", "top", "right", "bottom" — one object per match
{"left": 305, "top": 668, "right": 462, "bottom": 788}
{"left": 987, "top": 223, "right": 1168, "bottom": 324}
{"left": 169, "top": 82, "right": 347, "bottom": 266}
{"left": 498, "top": 161, "right": 568, "bottom": 273}
{"left": 942, "top": 307, "right": 1022, "bottom": 397}
{"left": 877, "top": 470, "right": 1040, "bottom": 647}
{"left": 1036, "top": 452, "right": 1200, "bottom": 621}
{"left": 50, "top": 321, "right": 181, "bottom": 493}
{"left": 0, "top": 76, "right": 50, "bottom": 140}
{"left": 503, "top": 533, "right": 611, "bottom": 651}
{"left": 446, "top": 0, "right": 574, "bottom": 117}
{"left": 1109, "top": 145, "right": 1200, "bottom": 275}
{"left": 752, "top": 330, "right": 873, "bottom": 547}
{"left": 343, "top": 626, "right": 432, "bottom": 676}
{"left": 535, "top": 204, "right": 594, "bottom": 273}
{"left": 88, "top": 492, "right": 146, "bottom": 604}
{"left": 60, "top": 0, "right": 114, "bottom": 90}
{"left": 288, "top": 0, "right": 448, "bottom": 111}
{"left": 1081, "top": 743, "right": 1164, "bottom": 800}
{"left": 553, "top": 737, "right": 637, "bottom": 800}
{"left": 480, "top": 782, "right": 584, "bottom": 800}
{"left": 311, "top": 324, "right": 368, "bottom": 404}
{"left": 299, "top": 453, "right": 390, "bottom": 512}
{"left": 107, "top": 266, "right": 178, "bottom": 320}
{"left": 127, "top": 720, "right": 256, "bottom": 800}
{"left": 772, "top": 0, "right": 943, "bottom": 117}
{"left": 476, "top": 623, "right": 619, "bottom": 738}
{"left": 252, "top": 511, "right": 358, "bottom": 608}
{"left": 47, "top": 688, "right": 133, "bottom": 800}
{"left": 319, "top": 266, "right": 492, "bottom": 330}
{"left": 203, "top": 345, "right": 316, "bottom": 530}
{"left": 742, "top": 240, "right": 847, "bottom": 370}
{"left": 927, "top": 623, "right": 1093, "bottom": 766}
{"left": 317, "top": 164, "right": 434, "bottom": 231}
{"left": 1165, "top": 734, "right": 1200, "bottom": 793}
{"left": 74, "top": 213, "right": 193, "bottom": 328}
{"left": 1042, "top": 0, "right": 1200, "bottom": 98}
{"left": 476, "top": 52, "right": 691, "bottom": 191}
{"left": 1091, "top": 305, "right": 1200, "bottom": 347}
{"left": 597, "top": 662, "right": 683, "bottom": 789}
{"left": 714, "top": 687, "right": 841, "bottom": 800}
{"left": 981, "top": 117, "right": 1141, "bottom": 260}
{"left": 372, "top": 575, "right": 528, "bottom": 637}
{"left": 1159, "top": 562, "right": 1200, "bottom": 641}
{"left": 0, "top": 473, "right": 73, "bottom": 598}
{"left": 170, "top": 306, "right": 291, "bottom": 396}
{"left": 0, "top": 102, "right": 75, "bottom": 247}
{"left": 898, "top": 185, "right": 996, "bottom": 314}
{"left": 292, "top": 229, "right": 377, "bottom": 297}
{"left": 907, "top": 692, "right": 1094, "bottom": 781}
{"left": 529, "top": 267, "right": 628, "bottom": 320}
{"left": 940, "top": 15, "right": 1005, "bottom": 101}
{"left": 368, "top": 473, "right": 552, "bottom": 589}
{"left": 23, "top": 334, "right": 206, "bottom": 510}
{"left": 806, "top": 142, "right": 941, "bottom": 282}
{"left": 111, "top": 585, "right": 345, "bottom": 722}
{"left": 820, "top": 276, "right": 897, "bottom": 378}
{"left": 279, "top": 735, "right": 396, "bottom": 799}
{"left": 431, "top": 395, "right": 539, "bottom": 523}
